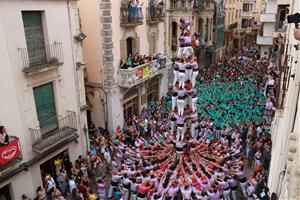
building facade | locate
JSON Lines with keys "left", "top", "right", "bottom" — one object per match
{"left": 0, "top": 0, "right": 88, "bottom": 199}
{"left": 79, "top": 0, "right": 170, "bottom": 134}
{"left": 212, "top": 0, "right": 225, "bottom": 62}
{"left": 256, "top": 0, "right": 277, "bottom": 59}
{"left": 224, "top": 0, "right": 243, "bottom": 50}
{"left": 264, "top": 0, "right": 300, "bottom": 199}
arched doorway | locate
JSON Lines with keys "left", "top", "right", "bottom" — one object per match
{"left": 147, "top": 77, "right": 160, "bottom": 101}
{"left": 171, "top": 21, "right": 177, "bottom": 51}
{"left": 123, "top": 88, "right": 139, "bottom": 120}
{"left": 126, "top": 37, "right": 134, "bottom": 57}
{"left": 198, "top": 18, "right": 203, "bottom": 34}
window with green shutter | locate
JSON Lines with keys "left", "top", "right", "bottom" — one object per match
{"left": 33, "top": 83, "right": 57, "bottom": 130}
{"left": 22, "top": 11, "right": 47, "bottom": 66}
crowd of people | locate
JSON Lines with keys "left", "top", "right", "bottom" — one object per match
{"left": 19, "top": 16, "right": 278, "bottom": 200}
{"left": 119, "top": 52, "right": 164, "bottom": 70}
{"left": 102, "top": 19, "right": 275, "bottom": 200}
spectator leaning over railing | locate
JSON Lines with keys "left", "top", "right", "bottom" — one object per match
{"left": 0, "top": 125, "right": 9, "bottom": 146}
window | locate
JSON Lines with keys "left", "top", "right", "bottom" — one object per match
{"left": 236, "top": 10, "right": 238, "bottom": 19}
{"left": 243, "top": 4, "right": 250, "bottom": 12}
{"left": 33, "top": 83, "right": 57, "bottom": 129}
{"left": 171, "top": 22, "right": 178, "bottom": 51}
{"left": 22, "top": 11, "right": 47, "bottom": 66}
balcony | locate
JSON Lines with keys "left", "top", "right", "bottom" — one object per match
{"left": 224, "top": 22, "right": 238, "bottom": 32}
{"left": 30, "top": 111, "right": 77, "bottom": 153}
{"left": 256, "top": 35, "right": 273, "bottom": 45}
{"left": 169, "top": 0, "right": 193, "bottom": 11}
{"left": 19, "top": 42, "right": 63, "bottom": 75}
{"left": 120, "top": 6, "right": 143, "bottom": 27}
{"left": 241, "top": 11, "right": 253, "bottom": 18}
{"left": 146, "top": 6, "right": 165, "bottom": 24}
{"left": 0, "top": 136, "right": 22, "bottom": 172}
{"left": 260, "top": 13, "right": 276, "bottom": 22}
{"left": 118, "top": 56, "right": 169, "bottom": 88}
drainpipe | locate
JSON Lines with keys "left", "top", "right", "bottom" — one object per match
{"left": 276, "top": 169, "right": 286, "bottom": 198}
{"left": 66, "top": 1, "right": 88, "bottom": 151}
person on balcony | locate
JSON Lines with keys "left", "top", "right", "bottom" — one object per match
{"left": 136, "top": 0, "right": 144, "bottom": 20}
{"left": 149, "top": 0, "right": 156, "bottom": 21}
{"left": 0, "top": 126, "right": 9, "bottom": 146}
{"left": 128, "top": 0, "right": 136, "bottom": 22}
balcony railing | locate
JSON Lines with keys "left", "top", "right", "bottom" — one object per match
{"left": 118, "top": 56, "right": 170, "bottom": 88}
{"left": 169, "top": 0, "right": 193, "bottom": 10}
{"left": 120, "top": 6, "right": 143, "bottom": 27}
{"left": 19, "top": 42, "right": 63, "bottom": 75}
{"left": 225, "top": 22, "right": 238, "bottom": 31}
{"left": 0, "top": 136, "right": 22, "bottom": 172}
{"left": 30, "top": 111, "right": 77, "bottom": 153}
{"left": 146, "top": 6, "right": 165, "bottom": 24}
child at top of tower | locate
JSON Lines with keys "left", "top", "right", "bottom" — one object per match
{"left": 180, "top": 17, "right": 192, "bottom": 35}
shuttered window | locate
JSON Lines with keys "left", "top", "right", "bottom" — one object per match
{"left": 22, "top": 11, "right": 46, "bottom": 66}
{"left": 33, "top": 83, "right": 57, "bottom": 129}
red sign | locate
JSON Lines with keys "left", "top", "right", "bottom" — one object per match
{"left": 0, "top": 138, "right": 21, "bottom": 165}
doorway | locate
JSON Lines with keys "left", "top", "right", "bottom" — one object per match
{"left": 126, "top": 37, "right": 134, "bottom": 57}
{"left": 171, "top": 22, "right": 177, "bottom": 51}
{"left": 0, "top": 184, "right": 12, "bottom": 200}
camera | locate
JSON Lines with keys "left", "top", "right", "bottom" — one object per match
{"left": 287, "top": 13, "right": 300, "bottom": 28}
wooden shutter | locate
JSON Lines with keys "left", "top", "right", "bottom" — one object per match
{"left": 135, "top": 36, "right": 140, "bottom": 54}
{"left": 120, "top": 39, "right": 126, "bottom": 59}
{"left": 33, "top": 83, "right": 57, "bottom": 129}
{"left": 22, "top": 11, "right": 46, "bottom": 66}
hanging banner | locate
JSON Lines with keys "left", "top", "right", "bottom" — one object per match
{"left": 0, "top": 138, "right": 21, "bottom": 165}
{"left": 137, "top": 67, "right": 143, "bottom": 79}
{"left": 143, "top": 66, "right": 150, "bottom": 78}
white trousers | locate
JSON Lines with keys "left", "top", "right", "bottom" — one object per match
{"left": 185, "top": 69, "right": 193, "bottom": 81}
{"left": 108, "top": 185, "right": 116, "bottom": 198}
{"left": 173, "top": 70, "right": 178, "bottom": 85}
{"left": 171, "top": 121, "right": 176, "bottom": 135}
{"left": 183, "top": 46, "right": 194, "bottom": 58}
{"left": 223, "top": 189, "right": 231, "bottom": 200}
{"left": 192, "top": 97, "right": 198, "bottom": 112}
{"left": 177, "top": 99, "right": 185, "bottom": 116}
{"left": 177, "top": 47, "right": 184, "bottom": 58}
{"left": 177, "top": 125, "right": 185, "bottom": 141}
{"left": 240, "top": 181, "right": 247, "bottom": 198}
{"left": 172, "top": 96, "right": 177, "bottom": 110}
{"left": 132, "top": 193, "right": 137, "bottom": 200}
{"left": 178, "top": 72, "right": 185, "bottom": 88}
{"left": 191, "top": 122, "right": 197, "bottom": 138}
{"left": 231, "top": 189, "right": 237, "bottom": 200}
{"left": 192, "top": 71, "right": 199, "bottom": 87}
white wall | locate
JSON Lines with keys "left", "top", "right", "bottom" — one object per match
{"left": 265, "top": 0, "right": 277, "bottom": 14}
{"left": 0, "top": 0, "right": 85, "bottom": 160}
{"left": 263, "top": 23, "right": 275, "bottom": 37}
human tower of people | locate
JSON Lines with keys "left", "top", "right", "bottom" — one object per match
{"left": 107, "top": 18, "right": 271, "bottom": 200}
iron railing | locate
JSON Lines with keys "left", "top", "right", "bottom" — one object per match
{"left": 146, "top": 6, "right": 165, "bottom": 24}
{"left": 19, "top": 42, "right": 63, "bottom": 74}
{"left": 30, "top": 111, "right": 77, "bottom": 153}
{"left": 120, "top": 6, "right": 143, "bottom": 27}
{"left": 169, "top": 0, "right": 193, "bottom": 10}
